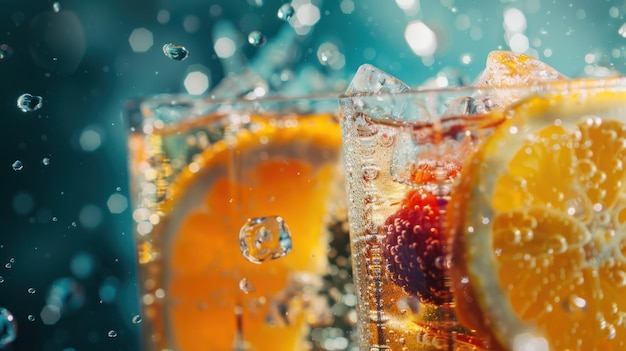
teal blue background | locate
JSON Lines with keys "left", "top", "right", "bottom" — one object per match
{"left": 2, "top": 0, "right": 626, "bottom": 350}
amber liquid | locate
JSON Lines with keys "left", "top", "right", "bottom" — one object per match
{"left": 343, "top": 111, "right": 503, "bottom": 351}
{"left": 128, "top": 112, "right": 351, "bottom": 351}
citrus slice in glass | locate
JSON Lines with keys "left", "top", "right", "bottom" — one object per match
{"left": 449, "top": 79, "right": 626, "bottom": 350}
{"left": 144, "top": 113, "right": 341, "bottom": 351}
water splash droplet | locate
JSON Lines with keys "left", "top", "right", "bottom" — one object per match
{"left": 277, "top": 4, "right": 295, "bottom": 20}
{"left": 239, "top": 216, "right": 292, "bottom": 263}
{"left": 162, "top": 43, "right": 189, "bottom": 61}
{"left": 131, "top": 314, "right": 142, "bottom": 324}
{"left": 239, "top": 278, "right": 255, "bottom": 294}
{"left": 107, "top": 330, "right": 117, "bottom": 338}
{"left": 0, "top": 44, "right": 13, "bottom": 59}
{"left": 0, "top": 308, "right": 17, "bottom": 347}
{"left": 17, "top": 93, "right": 43, "bottom": 112}
{"left": 52, "top": 2, "right": 61, "bottom": 12}
{"left": 247, "top": 31, "right": 267, "bottom": 47}
{"left": 12, "top": 160, "right": 23, "bottom": 171}
{"left": 320, "top": 50, "right": 334, "bottom": 64}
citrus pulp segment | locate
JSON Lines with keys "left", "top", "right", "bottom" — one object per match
{"left": 150, "top": 113, "right": 341, "bottom": 351}
{"left": 450, "top": 89, "right": 626, "bottom": 351}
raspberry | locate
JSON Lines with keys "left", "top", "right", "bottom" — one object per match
{"left": 383, "top": 189, "right": 449, "bottom": 304}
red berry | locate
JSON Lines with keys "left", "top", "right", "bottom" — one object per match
{"left": 383, "top": 189, "right": 449, "bottom": 304}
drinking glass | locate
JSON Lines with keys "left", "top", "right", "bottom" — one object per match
{"left": 339, "top": 78, "right": 626, "bottom": 350}
{"left": 126, "top": 93, "right": 350, "bottom": 351}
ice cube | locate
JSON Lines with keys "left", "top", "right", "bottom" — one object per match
{"left": 345, "top": 64, "right": 410, "bottom": 95}
{"left": 344, "top": 64, "right": 416, "bottom": 122}
{"left": 474, "top": 50, "right": 567, "bottom": 109}
{"left": 475, "top": 50, "right": 566, "bottom": 87}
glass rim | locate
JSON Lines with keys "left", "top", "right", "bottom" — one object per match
{"left": 338, "top": 75, "right": 626, "bottom": 100}
{"left": 137, "top": 91, "right": 343, "bottom": 109}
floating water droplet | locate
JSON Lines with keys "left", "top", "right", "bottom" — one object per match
{"left": 52, "top": 2, "right": 61, "bottom": 12}
{"left": 27, "top": 288, "right": 36, "bottom": 294}
{"left": 0, "top": 308, "right": 17, "bottom": 347}
{"left": 239, "top": 278, "right": 255, "bottom": 294}
{"left": 42, "top": 157, "right": 50, "bottom": 166}
{"left": 17, "top": 93, "right": 43, "bottom": 112}
{"left": 239, "top": 216, "right": 292, "bottom": 263}
{"left": 162, "top": 43, "right": 189, "bottom": 61}
{"left": 107, "top": 330, "right": 117, "bottom": 338}
{"left": 131, "top": 314, "right": 142, "bottom": 324}
{"left": 0, "top": 44, "right": 13, "bottom": 59}
{"left": 247, "top": 31, "right": 266, "bottom": 47}
{"left": 12, "top": 160, "right": 23, "bottom": 171}
{"left": 320, "top": 50, "right": 334, "bottom": 64}
{"left": 277, "top": 4, "right": 295, "bottom": 20}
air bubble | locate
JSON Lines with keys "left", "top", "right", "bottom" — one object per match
{"left": 247, "top": 31, "right": 266, "bottom": 47}
{"left": 27, "top": 287, "right": 36, "bottom": 294}
{"left": 0, "top": 308, "right": 16, "bottom": 346}
{"left": 12, "top": 160, "right": 23, "bottom": 171}
{"left": 17, "top": 93, "right": 43, "bottom": 112}
{"left": 107, "top": 330, "right": 117, "bottom": 338}
{"left": 239, "top": 278, "right": 255, "bottom": 294}
{"left": 239, "top": 216, "right": 292, "bottom": 263}
{"left": 361, "top": 163, "right": 379, "bottom": 180}
{"left": 562, "top": 295, "right": 587, "bottom": 318}
{"left": 162, "top": 43, "right": 189, "bottom": 61}
{"left": 42, "top": 157, "right": 50, "bottom": 166}
{"left": 52, "top": 2, "right": 61, "bottom": 12}
{"left": 131, "top": 314, "right": 142, "bottom": 324}
{"left": 277, "top": 4, "right": 295, "bottom": 20}
{"left": 27, "top": 315, "right": 35, "bottom": 321}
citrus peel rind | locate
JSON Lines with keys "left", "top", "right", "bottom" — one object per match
{"left": 450, "top": 87, "right": 626, "bottom": 350}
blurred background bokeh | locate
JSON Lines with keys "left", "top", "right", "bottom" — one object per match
{"left": 2, "top": 0, "right": 626, "bottom": 350}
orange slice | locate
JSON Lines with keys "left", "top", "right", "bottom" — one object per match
{"left": 450, "top": 83, "right": 626, "bottom": 350}
{"left": 142, "top": 113, "right": 342, "bottom": 351}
